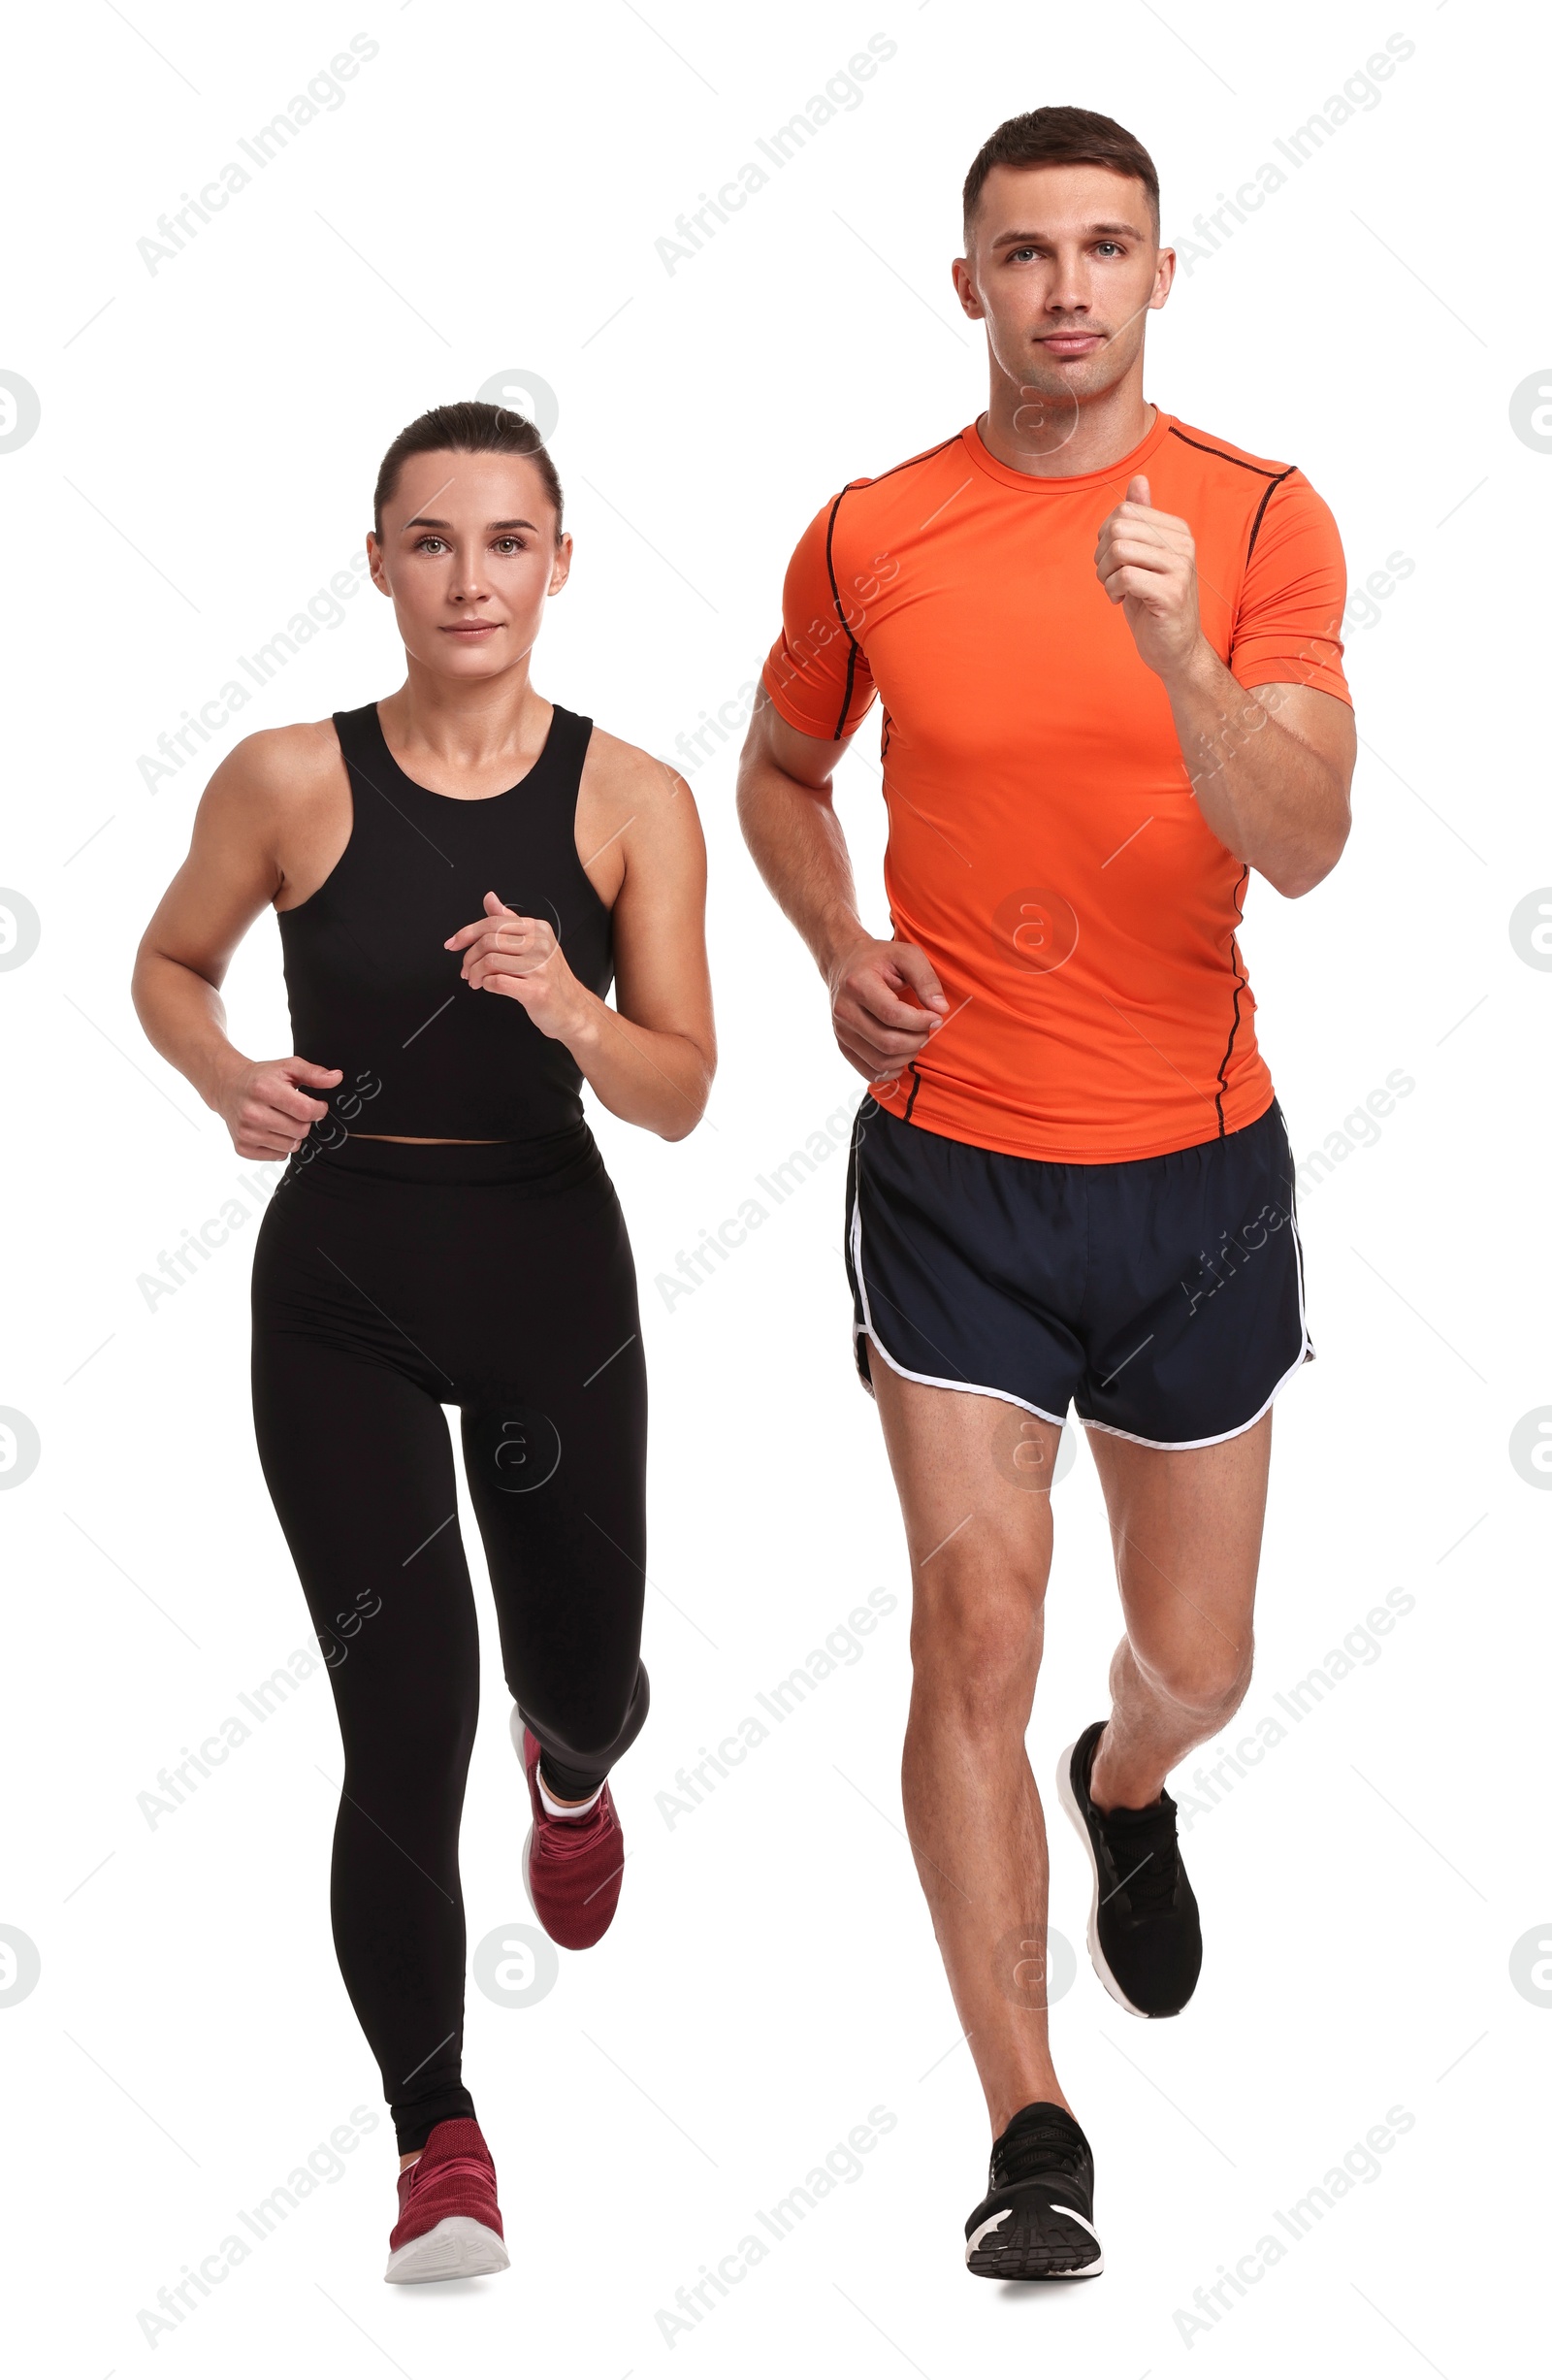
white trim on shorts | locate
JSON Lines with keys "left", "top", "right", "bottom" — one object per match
{"left": 847, "top": 1136, "right": 1311, "bottom": 1452}
{"left": 1079, "top": 1206, "right": 1312, "bottom": 1450}
{"left": 848, "top": 1173, "right": 1070, "bottom": 1427}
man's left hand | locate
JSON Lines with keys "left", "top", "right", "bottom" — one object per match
{"left": 1094, "top": 473, "right": 1204, "bottom": 680}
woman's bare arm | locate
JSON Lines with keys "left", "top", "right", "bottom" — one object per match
{"left": 445, "top": 735, "right": 716, "bottom": 1141}
{"left": 131, "top": 725, "right": 344, "bottom": 1157}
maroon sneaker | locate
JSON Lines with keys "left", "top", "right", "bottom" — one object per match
{"left": 511, "top": 1714, "right": 626, "bottom": 1949}
{"left": 384, "top": 2118, "right": 509, "bottom": 2284}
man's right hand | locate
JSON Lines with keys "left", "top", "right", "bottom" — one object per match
{"left": 213, "top": 1056, "right": 343, "bottom": 1158}
{"left": 825, "top": 935, "right": 949, "bottom": 1082}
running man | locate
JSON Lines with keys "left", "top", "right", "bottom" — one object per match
{"left": 737, "top": 108, "right": 1353, "bottom": 2278}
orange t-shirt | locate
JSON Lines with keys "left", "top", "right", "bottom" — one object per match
{"left": 761, "top": 410, "right": 1351, "bottom": 1161}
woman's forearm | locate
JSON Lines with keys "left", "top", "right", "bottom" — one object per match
{"left": 561, "top": 990, "right": 712, "bottom": 1141}
{"left": 132, "top": 949, "right": 248, "bottom": 1113}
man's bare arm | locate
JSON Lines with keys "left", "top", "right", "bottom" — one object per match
{"left": 1156, "top": 661, "right": 1353, "bottom": 897}
{"left": 735, "top": 693, "right": 948, "bottom": 1080}
{"left": 1095, "top": 474, "right": 1355, "bottom": 897}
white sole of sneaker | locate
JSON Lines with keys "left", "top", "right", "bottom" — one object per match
{"left": 1055, "top": 1739, "right": 1150, "bottom": 2020}
{"left": 384, "top": 2214, "right": 510, "bottom": 2284}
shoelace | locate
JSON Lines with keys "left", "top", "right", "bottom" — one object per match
{"left": 1098, "top": 1795, "right": 1180, "bottom": 1917}
{"left": 537, "top": 1791, "right": 611, "bottom": 1849}
{"left": 991, "top": 2116, "right": 1087, "bottom": 2194}
{"left": 409, "top": 2149, "right": 494, "bottom": 2199}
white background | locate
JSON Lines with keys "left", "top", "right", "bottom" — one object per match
{"left": 1, "top": 2, "right": 1546, "bottom": 2372}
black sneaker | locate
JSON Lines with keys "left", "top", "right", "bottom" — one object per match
{"left": 964, "top": 2102, "right": 1103, "bottom": 2279}
{"left": 1057, "top": 1720, "right": 1202, "bottom": 2017}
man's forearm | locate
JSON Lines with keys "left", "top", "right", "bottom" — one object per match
{"left": 1160, "top": 641, "right": 1350, "bottom": 897}
{"left": 735, "top": 758, "right": 866, "bottom": 983}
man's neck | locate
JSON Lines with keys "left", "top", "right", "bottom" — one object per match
{"left": 978, "top": 365, "right": 1155, "bottom": 481}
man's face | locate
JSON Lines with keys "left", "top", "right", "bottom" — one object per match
{"left": 954, "top": 162, "right": 1173, "bottom": 417}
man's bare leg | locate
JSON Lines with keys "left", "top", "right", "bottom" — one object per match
{"left": 872, "top": 1357, "right": 1277, "bottom": 2133}
{"left": 1084, "top": 1413, "right": 1272, "bottom": 1813}
{"left": 869, "top": 1358, "right": 1069, "bottom": 2135}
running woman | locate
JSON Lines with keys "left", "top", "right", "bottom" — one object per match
{"left": 738, "top": 110, "right": 1353, "bottom": 2279}
{"left": 133, "top": 402, "right": 714, "bottom": 2284}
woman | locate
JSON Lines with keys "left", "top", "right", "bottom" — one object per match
{"left": 132, "top": 402, "right": 715, "bottom": 2284}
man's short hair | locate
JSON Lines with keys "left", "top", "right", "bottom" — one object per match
{"left": 962, "top": 107, "right": 1160, "bottom": 245}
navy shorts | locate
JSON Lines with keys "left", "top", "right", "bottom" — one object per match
{"left": 844, "top": 1096, "right": 1310, "bottom": 1450}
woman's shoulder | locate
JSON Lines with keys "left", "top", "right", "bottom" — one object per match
{"left": 226, "top": 714, "right": 341, "bottom": 779}
{"left": 205, "top": 716, "right": 346, "bottom": 814}
{"left": 579, "top": 720, "right": 691, "bottom": 813}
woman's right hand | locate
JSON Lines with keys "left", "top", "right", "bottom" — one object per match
{"left": 213, "top": 1056, "right": 343, "bottom": 1157}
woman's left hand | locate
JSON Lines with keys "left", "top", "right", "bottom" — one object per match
{"left": 444, "top": 892, "right": 589, "bottom": 1043}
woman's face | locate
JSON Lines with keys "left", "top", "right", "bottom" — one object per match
{"left": 368, "top": 447, "right": 571, "bottom": 679}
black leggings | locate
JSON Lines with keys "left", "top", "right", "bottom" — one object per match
{"left": 249, "top": 1125, "right": 648, "bottom": 2153}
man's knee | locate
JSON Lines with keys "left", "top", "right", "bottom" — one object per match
{"left": 911, "top": 1567, "right": 1046, "bottom": 1724}
{"left": 1137, "top": 1633, "right": 1253, "bottom": 1719}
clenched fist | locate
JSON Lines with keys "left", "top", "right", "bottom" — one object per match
{"left": 444, "top": 890, "right": 589, "bottom": 1043}
{"left": 825, "top": 932, "right": 949, "bottom": 1083}
{"left": 1094, "top": 473, "right": 1205, "bottom": 681}
{"left": 214, "top": 1056, "right": 342, "bottom": 1158}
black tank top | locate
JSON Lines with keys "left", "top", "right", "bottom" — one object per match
{"left": 277, "top": 701, "right": 613, "bottom": 1142}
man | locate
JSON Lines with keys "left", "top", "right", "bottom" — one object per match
{"left": 736, "top": 106, "right": 1353, "bottom": 2280}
